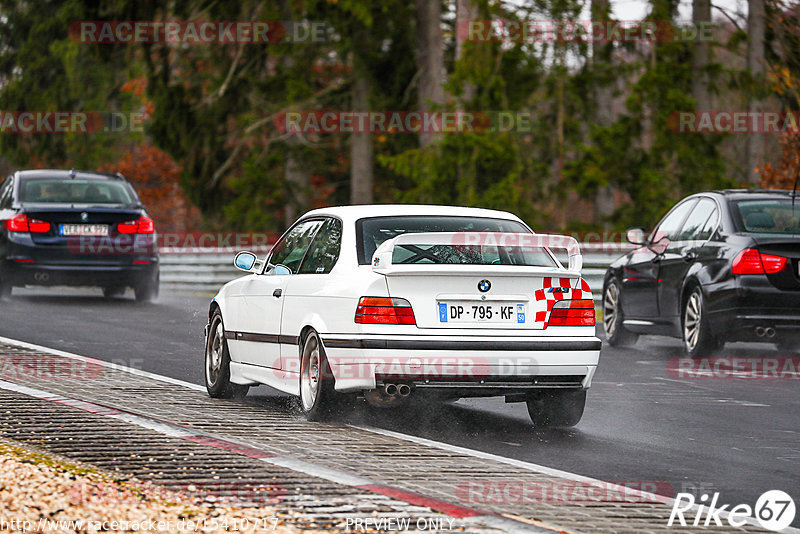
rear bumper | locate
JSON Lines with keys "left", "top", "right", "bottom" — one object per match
{"left": 706, "top": 276, "right": 800, "bottom": 341}
{"left": 1, "top": 260, "right": 158, "bottom": 287}
{"left": 320, "top": 334, "right": 601, "bottom": 393}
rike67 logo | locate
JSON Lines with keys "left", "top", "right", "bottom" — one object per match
{"left": 669, "top": 490, "right": 795, "bottom": 532}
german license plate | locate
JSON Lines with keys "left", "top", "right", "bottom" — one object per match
{"left": 60, "top": 224, "right": 109, "bottom": 237}
{"left": 438, "top": 302, "right": 526, "bottom": 323}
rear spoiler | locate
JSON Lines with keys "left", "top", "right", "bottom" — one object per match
{"left": 371, "top": 232, "right": 582, "bottom": 277}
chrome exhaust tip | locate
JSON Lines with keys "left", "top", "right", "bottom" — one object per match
{"left": 765, "top": 327, "right": 776, "bottom": 338}
{"left": 398, "top": 384, "right": 411, "bottom": 397}
{"left": 755, "top": 326, "right": 766, "bottom": 337}
{"left": 384, "top": 383, "right": 398, "bottom": 396}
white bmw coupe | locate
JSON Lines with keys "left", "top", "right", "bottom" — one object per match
{"left": 204, "top": 205, "right": 601, "bottom": 426}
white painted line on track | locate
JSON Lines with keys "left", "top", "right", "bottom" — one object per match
{"left": 0, "top": 335, "right": 205, "bottom": 392}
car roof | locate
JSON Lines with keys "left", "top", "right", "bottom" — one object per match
{"left": 706, "top": 189, "right": 798, "bottom": 201}
{"left": 16, "top": 169, "right": 125, "bottom": 181}
{"left": 301, "top": 204, "right": 525, "bottom": 224}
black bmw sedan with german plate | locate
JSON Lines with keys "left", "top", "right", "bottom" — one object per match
{"left": 603, "top": 189, "right": 800, "bottom": 356}
{"left": 0, "top": 169, "right": 159, "bottom": 301}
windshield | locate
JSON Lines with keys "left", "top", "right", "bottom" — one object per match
{"left": 19, "top": 178, "right": 137, "bottom": 205}
{"left": 732, "top": 199, "right": 800, "bottom": 235}
{"left": 356, "top": 215, "right": 555, "bottom": 266}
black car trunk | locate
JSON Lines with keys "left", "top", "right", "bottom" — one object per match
{"left": 751, "top": 235, "right": 800, "bottom": 290}
{"left": 19, "top": 203, "right": 153, "bottom": 264}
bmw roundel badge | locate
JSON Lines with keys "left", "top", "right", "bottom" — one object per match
{"left": 478, "top": 279, "right": 491, "bottom": 293}
{"left": 80, "top": 212, "right": 89, "bottom": 222}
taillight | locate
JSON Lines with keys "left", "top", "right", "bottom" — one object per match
{"left": 117, "top": 216, "right": 155, "bottom": 235}
{"left": 355, "top": 297, "right": 416, "bottom": 325}
{"left": 4, "top": 214, "right": 50, "bottom": 233}
{"left": 549, "top": 299, "right": 595, "bottom": 327}
{"left": 732, "top": 248, "right": 787, "bottom": 275}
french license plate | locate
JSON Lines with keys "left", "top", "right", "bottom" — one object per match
{"left": 438, "top": 302, "right": 526, "bottom": 323}
{"left": 60, "top": 224, "right": 109, "bottom": 237}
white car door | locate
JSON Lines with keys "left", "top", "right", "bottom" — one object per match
{"left": 229, "top": 218, "right": 324, "bottom": 369}
{"left": 280, "top": 217, "right": 343, "bottom": 370}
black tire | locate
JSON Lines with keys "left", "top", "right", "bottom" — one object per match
{"left": 603, "top": 279, "right": 639, "bottom": 347}
{"left": 682, "top": 286, "right": 721, "bottom": 357}
{"left": 299, "top": 331, "right": 345, "bottom": 421}
{"left": 103, "top": 286, "right": 126, "bottom": 298}
{"left": 0, "top": 279, "right": 12, "bottom": 301}
{"left": 205, "top": 311, "right": 249, "bottom": 399}
{"left": 135, "top": 270, "right": 159, "bottom": 302}
{"left": 526, "top": 390, "right": 586, "bottom": 428}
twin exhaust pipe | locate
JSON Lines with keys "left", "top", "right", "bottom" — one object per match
{"left": 383, "top": 383, "right": 411, "bottom": 398}
{"left": 755, "top": 326, "right": 776, "bottom": 338}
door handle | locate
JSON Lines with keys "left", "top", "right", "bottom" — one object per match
{"left": 683, "top": 252, "right": 697, "bottom": 262}
{"left": 273, "top": 289, "right": 282, "bottom": 298}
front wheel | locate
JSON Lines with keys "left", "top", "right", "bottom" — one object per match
{"left": 526, "top": 390, "right": 586, "bottom": 428}
{"left": 683, "top": 287, "right": 721, "bottom": 357}
{"left": 603, "top": 280, "right": 638, "bottom": 347}
{"left": 205, "top": 311, "right": 249, "bottom": 399}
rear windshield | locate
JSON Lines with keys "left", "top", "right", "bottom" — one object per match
{"left": 356, "top": 215, "right": 556, "bottom": 267}
{"left": 732, "top": 199, "right": 800, "bottom": 235}
{"left": 19, "top": 178, "right": 137, "bottom": 205}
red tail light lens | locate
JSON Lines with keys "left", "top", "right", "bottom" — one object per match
{"left": 117, "top": 216, "right": 155, "bottom": 235}
{"left": 732, "top": 248, "right": 787, "bottom": 275}
{"left": 5, "top": 214, "right": 50, "bottom": 233}
{"left": 548, "top": 299, "right": 595, "bottom": 327}
{"left": 355, "top": 297, "right": 416, "bottom": 325}
{"left": 760, "top": 253, "right": 788, "bottom": 274}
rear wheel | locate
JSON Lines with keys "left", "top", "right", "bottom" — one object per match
{"left": 683, "top": 287, "right": 721, "bottom": 357}
{"left": 0, "top": 279, "right": 11, "bottom": 300}
{"left": 135, "top": 271, "right": 159, "bottom": 302}
{"left": 603, "top": 280, "right": 638, "bottom": 347}
{"left": 299, "top": 331, "right": 344, "bottom": 421}
{"left": 526, "top": 390, "right": 586, "bottom": 428}
{"left": 205, "top": 311, "right": 249, "bottom": 399}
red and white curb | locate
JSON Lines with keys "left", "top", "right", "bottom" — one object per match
{"left": 0, "top": 372, "right": 557, "bottom": 532}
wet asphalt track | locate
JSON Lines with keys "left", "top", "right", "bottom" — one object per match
{"left": 1, "top": 287, "right": 798, "bottom": 526}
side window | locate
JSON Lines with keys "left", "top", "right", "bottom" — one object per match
{"left": 268, "top": 219, "right": 324, "bottom": 274}
{"left": 298, "top": 218, "right": 343, "bottom": 274}
{"left": 677, "top": 198, "right": 717, "bottom": 241}
{"left": 652, "top": 199, "right": 697, "bottom": 242}
{"left": 695, "top": 207, "right": 719, "bottom": 241}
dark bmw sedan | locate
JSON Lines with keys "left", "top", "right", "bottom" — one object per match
{"left": 0, "top": 169, "right": 159, "bottom": 301}
{"left": 603, "top": 190, "right": 800, "bottom": 356}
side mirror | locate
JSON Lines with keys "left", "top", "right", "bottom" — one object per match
{"left": 234, "top": 251, "right": 258, "bottom": 272}
{"left": 626, "top": 227, "right": 648, "bottom": 246}
{"left": 649, "top": 232, "right": 670, "bottom": 255}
